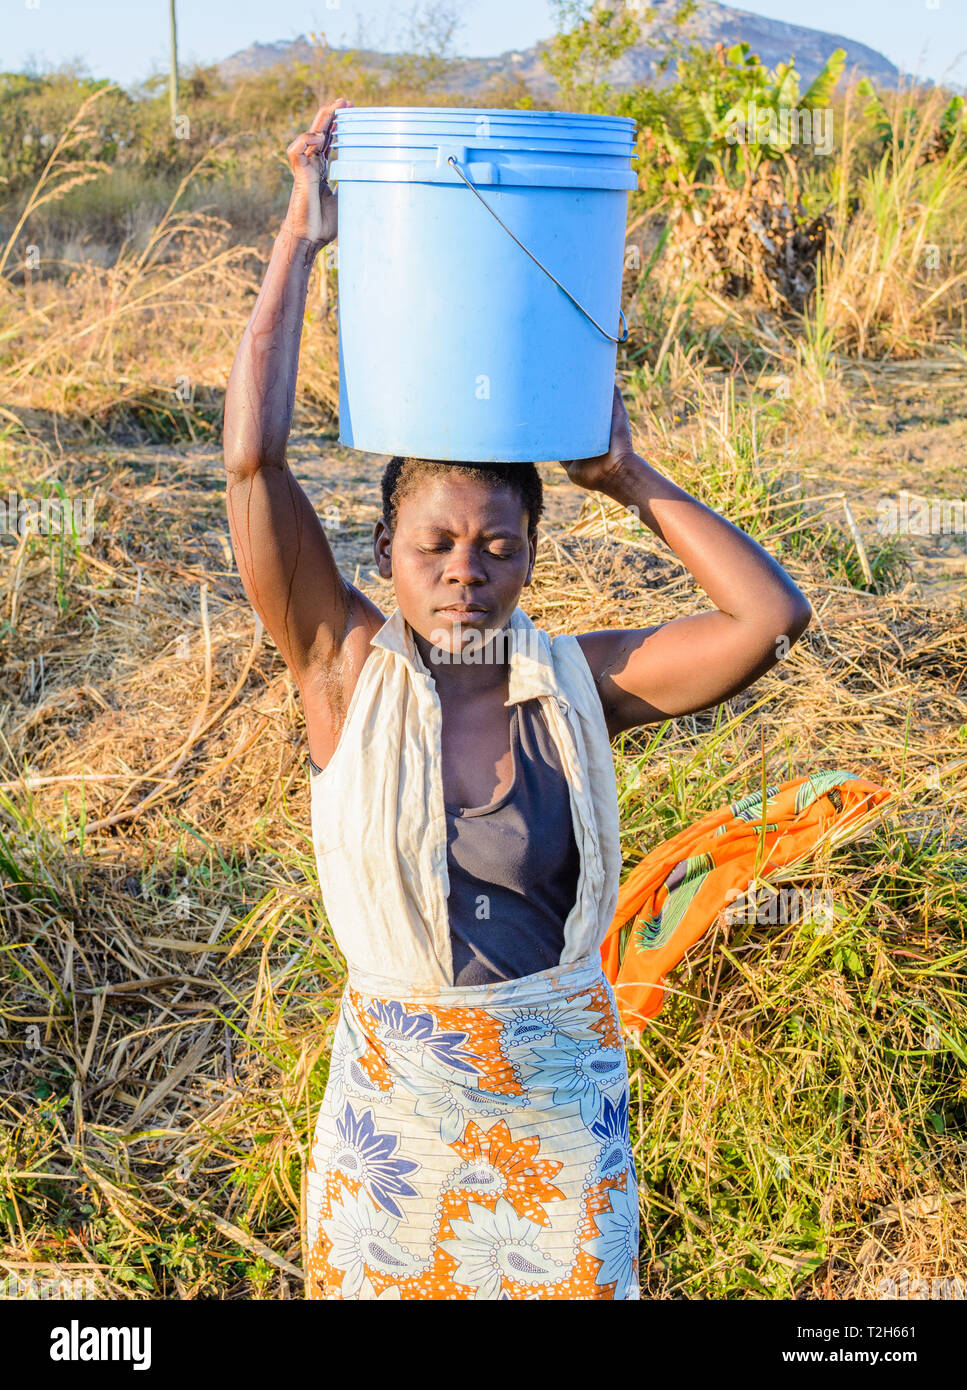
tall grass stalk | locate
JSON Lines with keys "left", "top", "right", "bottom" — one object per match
{"left": 816, "top": 84, "right": 967, "bottom": 357}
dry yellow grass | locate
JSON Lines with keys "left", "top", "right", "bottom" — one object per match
{"left": 0, "top": 80, "right": 965, "bottom": 1302}
{"left": 1, "top": 370, "right": 965, "bottom": 1296}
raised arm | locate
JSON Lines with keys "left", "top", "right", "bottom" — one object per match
{"left": 223, "top": 97, "right": 379, "bottom": 697}
{"left": 567, "top": 388, "right": 813, "bottom": 737}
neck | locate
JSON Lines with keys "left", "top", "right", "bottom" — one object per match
{"left": 411, "top": 623, "right": 512, "bottom": 698}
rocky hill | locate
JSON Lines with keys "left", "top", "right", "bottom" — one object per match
{"left": 218, "top": 0, "right": 900, "bottom": 94}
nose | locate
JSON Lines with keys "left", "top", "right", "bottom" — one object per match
{"left": 442, "top": 542, "right": 488, "bottom": 585}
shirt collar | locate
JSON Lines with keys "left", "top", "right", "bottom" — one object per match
{"left": 369, "top": 603, "right": 560, "bottom": 704}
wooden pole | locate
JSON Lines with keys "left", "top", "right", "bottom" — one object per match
{"left": 168, "top": 0, "right": 179, "bottom": 131}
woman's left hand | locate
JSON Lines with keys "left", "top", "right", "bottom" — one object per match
{"left": 559, "top": 385, "right": 638, "bottom": 492}
{"left": 283, "top": 97, "right": 352, "bottom": 246}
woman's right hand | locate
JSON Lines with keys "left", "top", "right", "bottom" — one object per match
{"left": 283, "top": 97, "right": 352, "bottom": 246}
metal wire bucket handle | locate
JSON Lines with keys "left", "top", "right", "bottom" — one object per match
{"left": 447, "top": 155, "right": 629, "bottom": 346}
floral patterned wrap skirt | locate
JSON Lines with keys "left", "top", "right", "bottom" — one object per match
{"left": 305, "top": 953, "right": 640, "bottom": 1300}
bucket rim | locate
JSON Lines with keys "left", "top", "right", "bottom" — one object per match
{"left": 334, "top": 105, "right": 635, "bottom": 128}
{"left": 333, "top": 137, "right": 636, "bottom": 151}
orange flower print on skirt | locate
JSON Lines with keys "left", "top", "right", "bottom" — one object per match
{"left": 305, "top": 954, "right": 640, "bottom": 1300}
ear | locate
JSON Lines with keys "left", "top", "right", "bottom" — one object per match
{"left": 373, "top": 519, "right": 393, "bottom": 579}
{"left": 523, "top": 530, "right": 538, "bottom": 586}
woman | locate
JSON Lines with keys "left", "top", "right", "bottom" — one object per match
{"left": 223, "top": 98, "right": 812, "bottom": 1300}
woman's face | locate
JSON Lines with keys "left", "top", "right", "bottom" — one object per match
{"left": 373, "top": 473, "right": 536, "bottom": 656}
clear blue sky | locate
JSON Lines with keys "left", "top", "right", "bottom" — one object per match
{"left": 3, "top": 0, "right": 964, "bottom": 88}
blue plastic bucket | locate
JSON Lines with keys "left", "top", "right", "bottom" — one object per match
{"left": 330, "top": 107, "right": 637, "bottom": 463}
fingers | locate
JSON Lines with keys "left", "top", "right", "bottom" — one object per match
{"left": 286, "top": 131, "right": 325, "bottom": 172}
{"left": 285, "top": 97, "right": 352, "bottom": 172}
{"left": 309, "top": 96, "right": 352, "bottom": 136}
{"left": 296, "top": 131, "right": 328, "bottom": 162}
{"left": 287, "top": 96, "right": 353, "bottom": 171}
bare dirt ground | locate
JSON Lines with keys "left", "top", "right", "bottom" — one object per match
{"left": 795, "top": 362, "right": 967, "bottom": 610}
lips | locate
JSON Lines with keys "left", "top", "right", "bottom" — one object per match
{"left": 437, "top": 604, "right": 489, "bottom": 621}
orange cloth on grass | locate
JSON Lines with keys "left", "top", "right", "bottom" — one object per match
{"left": 600, "top": 769, "right": 892, "bottom": 1031}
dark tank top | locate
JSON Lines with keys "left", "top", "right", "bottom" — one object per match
{"left": 443, "top": 698, "right": 581, "bottom": 987}
{"left": 308, "top": 698, "right": 581, "bottom": 987}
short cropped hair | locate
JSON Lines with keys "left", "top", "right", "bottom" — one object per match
{"left": 380, "top": 456, "right": 544, "bottom": 539}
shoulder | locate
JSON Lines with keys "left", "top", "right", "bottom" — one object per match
{"left": 545, "top": 629, "right": 607, "bottom": 718}
{"left": 570, "top": 627, "right": 664, "bottom": 681}
{"left": 569, "top": 627, "right": 665, "bottom": 739}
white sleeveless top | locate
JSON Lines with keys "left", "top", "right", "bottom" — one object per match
{"left": 308, "top": 603, "right": 621, "bottom": 991}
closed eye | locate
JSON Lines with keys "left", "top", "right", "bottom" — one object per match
{"left": 418, "top": 545, "right": 517, "bottom": 558}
